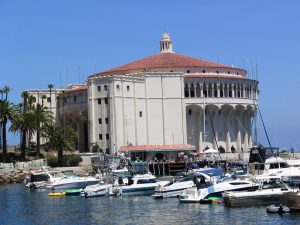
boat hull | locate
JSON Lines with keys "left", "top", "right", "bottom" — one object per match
{"left": 51, "top": 180, "right": 100, "bottom": 190}
{"left": 153, "top": 187, "right": 192, "bottom": 198}
{"left": 119, "top": 186, "right": 157, "bottom": 196}
{"left": 280, "top": 191, "right": 300, "bottom": 211}
{"left": 224, "top": 192, "right": 284, "bottom": 207}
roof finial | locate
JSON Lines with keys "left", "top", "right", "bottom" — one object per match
{"left": 160, "top": 32, "right": 173, "bottom": 53}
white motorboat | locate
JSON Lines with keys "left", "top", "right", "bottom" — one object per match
{"left": 223, "top": 175, "right": 291, "bottom": 207}
{"left": 178, "top": 173, "right": 257, "bottom": 203}
{"left": 81, "top": 181, "right": 113, "bottom": 197}
{"left": 249, "top": 146, "right": 300, "bottom": 184}
{"left": 152, "top": 175, "right": 196, "bottom": 198}
{"left": 25, "top": 170, "right": 101, "bottom": 190}
{"left": 25, "top": 170, "right": 67, "bottom": 189}
{"left": 48, "top": 175, "right": 101, "bottom": 190}
{"left": 112, "top": 173, "right": 169, "bottom": 196}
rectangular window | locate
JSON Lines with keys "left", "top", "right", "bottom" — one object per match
{"left": 47, "top": 97, "right": 51, "bottom": 102}
{"left": 105, "top": 117, "right": 109, "bottom": 124}
{"left": 106, "top": 133, "right": 109, "bottom": 140}
{"left": 99, "top": 134, "right": 102, "bottom": 140}
{"left": 127, "top": 85, "right": 130, "bottom": 91}
{"left": 98, "top": 98, "right": 101, "bottom": 104}
{"left": 116, "top": 84, "right": 120, "bottom": 90}
{"left": 74, "top": 96, "right": 77, "bottom": 102}
{"left": 105, "top": 98, "right": 108, "bottom": 104}
{"left": 98, "top": 118, "right": 102, "bottom": 124}
{"left": 97, "top": 86, "right": 101, "bottom": 92}
{"left": 105, "top": 148, "right": 109, "bottom": 154}
{"left": 104, "top": 85, "right": 108, "bottom": 91}
{"left": 139, "top": 111, "right": 142, "bottom": 117}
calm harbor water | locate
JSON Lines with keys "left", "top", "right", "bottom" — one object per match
{"left": 1, "top": 184, "right": 300, "bottom": 225}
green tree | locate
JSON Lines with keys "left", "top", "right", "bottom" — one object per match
{"left": 0, "top": 85, "right": 11, "bottom": 151}
{"left": 44, "top": 125, "right": 77, "bottom": 164}
{"left": 32, "top": 103, "right": 54, "bottom": 157}
{"left": 10, "top": 107, "right": 36, "bottom": 160}
{"left": 0, "top": 100, "right": 19, "bottom": 162}
{"left": 2, "top": 86, "right": 11, "bottom": 100}
{"left": 48, "top": 84, "right": 54, "bottom": 110}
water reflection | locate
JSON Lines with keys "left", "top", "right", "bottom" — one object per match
{"left": 1, "top": 184, "right": 300, "bottom": 225}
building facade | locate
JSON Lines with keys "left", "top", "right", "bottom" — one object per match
{"left": 86, "top": 33, "right": 259, "bottom": 154}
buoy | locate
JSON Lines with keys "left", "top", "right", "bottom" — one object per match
{"left": 48, "top": 192, "right": 66, "bottom": 197}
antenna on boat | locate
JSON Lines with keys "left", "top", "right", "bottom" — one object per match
{"left": 258, "top": 107, "right": 272, "bottom": 148}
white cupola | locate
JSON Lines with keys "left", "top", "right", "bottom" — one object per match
{"left": 160, "top": 32, "right": 173, "bottom": 53}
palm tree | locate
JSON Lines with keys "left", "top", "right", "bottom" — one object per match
{"left": 44, "top": 125, "right": 77, "bottom": 164}
{"left": 48, "top": 84, "right": 54, "bottom": 111}
{"left": 0, "top": 86, "right": 10, "bottom": 150}
{"left": 0, "top": 99, "right": 19, "bottom": 162}
{"left": 27, "top": 95, "right": 36, "bottom": 109}
{"left": 41, "top": 94, "right": 47, "bottom": 107}
{"left": 3, "top": 86, "right": 11, "bottom": 100}
{"left": 32, "top": 103, "right": 53, "bottom": 157}
{"left": 0, "top": 88, "right": 4, "bottom": 100}
{"left": 9, "top": 92, "right": 36, "bottom": 160}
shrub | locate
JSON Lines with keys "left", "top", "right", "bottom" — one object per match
{"left": 62, "top": 155, "right": 83, "bottom": 167}
{"left": 47, "top": 154, "right": 59, "bottom": 167}
{"left": 92, "top": 144, "right": 103, "bottom": 153}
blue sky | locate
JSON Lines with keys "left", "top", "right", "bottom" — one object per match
{"left": 1, "top": 0, "right": 300, "bottom": 150}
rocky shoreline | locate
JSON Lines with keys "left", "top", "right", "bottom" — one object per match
{"left": 0, "top": 166, "right": 96, "bottom": 185}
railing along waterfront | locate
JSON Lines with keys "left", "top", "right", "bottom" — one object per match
{"left": 0, "top": 159, "right": 46, "bottom": 171}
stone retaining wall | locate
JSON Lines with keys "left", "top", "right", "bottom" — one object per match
{"left": 0, "top": 169, "right": 31, "bottom": 184}
{"left": 0, "top": 166, "right": 96, "bottom": 185}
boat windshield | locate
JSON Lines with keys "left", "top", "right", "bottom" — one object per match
{"left": 136, "top": 179, "right": 157, "bottom": 184}
{"left": 31, "top": 173, "right": 49, "bottom": 182}
{"left": 261, "top": 180, "right": 287, "bottom": 189}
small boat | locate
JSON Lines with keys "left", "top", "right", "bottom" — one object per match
{"left": 266, "top": 204, "right": 290, "bottom": 213}
{"left": 81, "top": 182, "right": 113, "bottom": 198}
{"left": 112, "top": 173, "right": 169, "bottom": 196}
{"left": 65, "top": 189, "right": 81, "bottom": 196}
{"left": 223, "top": 175, "right": 291, "bottom": 207}
{"left": 48, "top": 192, "right": 66, "bottom": 197}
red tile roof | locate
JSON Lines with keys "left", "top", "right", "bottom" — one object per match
{"left": 90, "top": 52, "right": 237, "bottom": 78}
{"left": 119, "top": 144, "right": 196, "bottom": 152}
{"left": 63, "top": 84, "right": 88, "bottom": 93}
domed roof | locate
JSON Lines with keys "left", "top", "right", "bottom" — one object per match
{"left": 89, "top": 33, "right": 244, "bottom": 79}
{"left": 91, "top": 52, "right": 235, "bottom": 78}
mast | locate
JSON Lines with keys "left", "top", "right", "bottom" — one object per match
{"left": 203, "top": 98, "right": 206, "bottom": 151}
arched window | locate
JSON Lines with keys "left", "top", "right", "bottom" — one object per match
{"left": 208, "top": 83, "right": 213, "bottom": 97}
{"left": 203, "top": 83, "right": 208, "bottom": 97}
{"left": 214, "top": 83, "right": 218, "bottom": 97}
{"left": 190, "top": 84, "right": 195, "bottom": 97}
{"left": 196, "top": 83, "right": 201, "bottom": 97}
{"left": 184, "top": 83, "right": 189, "bottom": 98}
{"left": 220, "top": 84, "right": 224, "bottom": 97}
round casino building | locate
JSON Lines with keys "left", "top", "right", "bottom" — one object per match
{"left": 85, "top": 33, "right": 259, "bottom": 155}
